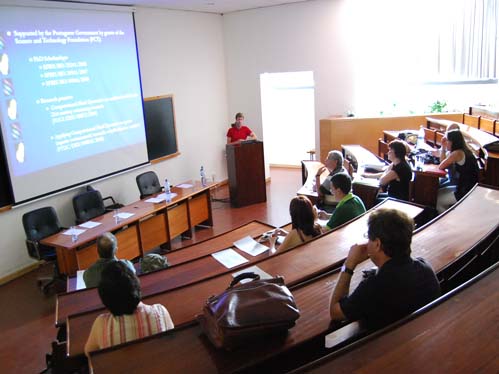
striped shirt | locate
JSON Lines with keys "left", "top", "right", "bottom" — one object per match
{"left": 94, "top": 302, "right": 174, "bottom": 349}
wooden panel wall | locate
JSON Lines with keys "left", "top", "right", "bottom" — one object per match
{"left": 319, "top": 113, "right": 464, "bottom": 161}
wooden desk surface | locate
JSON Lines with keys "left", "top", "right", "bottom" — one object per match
{"left": 68, "top": 199, "right": 424, "bottom": 358}
{"left": 88, "top": 185, "right": 499, "bottom": 373}
{"left": 57, "top": 220, "right": 274, "bottom": 326}
{"left": 305, "top": 263, "right": 499, "bottom": 374}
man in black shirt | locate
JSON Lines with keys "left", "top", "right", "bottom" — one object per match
{"left": 329, "top": 208, "right": 440, "bottom": 330}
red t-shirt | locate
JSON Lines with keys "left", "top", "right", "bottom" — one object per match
{"left": 227, "top": 125, "right": 252, "bottom": 142}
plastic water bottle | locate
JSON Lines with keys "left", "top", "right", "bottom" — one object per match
{"left": 114, "top": 209, "right": 121, "bottom": 224}
{"left": 416, "top": 127, "right": 425, "bottom": 149}
{"left": 164, "top": 178, "right": 171, "bottom": 202}
{"left": 200, "top": 166, "right": 207, "bottom": 187}
{"left": 70, "top": 226, "right": 77, "bottom": 243}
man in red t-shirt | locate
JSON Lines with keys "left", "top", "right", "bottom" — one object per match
{"left": 226, "top": 112, "right": 257, "bottom": 144}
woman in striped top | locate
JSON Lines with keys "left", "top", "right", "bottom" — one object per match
{"left": 85, "top": 261, "right": 174, "bottom": 355}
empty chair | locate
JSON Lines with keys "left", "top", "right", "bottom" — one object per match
{"left": 136, "top": 171, "right": 162, "bottom": 199}
{"left": 73, "top": 189, "right": 106, "bottom": 224}
{"left": 85, "top": 185, "right": 123, "bottom": 211}
{"left": 22, "top": 206, "right": 63, "bottom": 293}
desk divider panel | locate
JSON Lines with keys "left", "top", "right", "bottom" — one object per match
{"left": 115, "top": 226, "right": 141, "bottom": 260}
{"left": 139, "top": 213, "right": 168, "bottom": 252}
{"left": 188, "top": 193, "right": 210, "bottom": 226}
{"left": 76, "top": 242, "right": 99, "bottom": 271}
{"left": 167, "top": 203, "right": 189, "bottom": 239}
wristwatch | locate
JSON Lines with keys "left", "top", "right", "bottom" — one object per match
{"left": 341, "top": 264, "right": 354, "bottom": 275}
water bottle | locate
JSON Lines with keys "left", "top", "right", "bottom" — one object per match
{"left": 416, "top": 126, "right": 425, "bottom": 149}
{"left": 114, "top": 209, "right": 121, "bottom": 224}
{"left": 200, "top": 166, "right": 207, "bottom": 187}
{"left": 70, "top": 226, "right": 77, "bottom": 243}
{"left": 164, "top": 178, "right": 171, "bottom": 202}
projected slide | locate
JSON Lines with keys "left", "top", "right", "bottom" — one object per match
{"left": 0, "top": 5, "right": 148, "bottom": 202}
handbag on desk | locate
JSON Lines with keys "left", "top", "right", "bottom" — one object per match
{"left": 197, "top": 272, "right": 300, "bottom": 350}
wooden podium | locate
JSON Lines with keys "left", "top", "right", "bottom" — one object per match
{"left": 226, "top": 140, "right": 267, "bottom": 207}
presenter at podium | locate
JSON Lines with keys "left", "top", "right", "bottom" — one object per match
{"left": 226, "top": 112, "right": 257, "bottom": 144}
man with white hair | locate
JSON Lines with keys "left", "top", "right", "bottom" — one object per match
{"left": 315, "top": 150, "right": 347, "bottom": 212}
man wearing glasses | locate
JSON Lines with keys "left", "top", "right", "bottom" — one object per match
{"left": 329, "top": 209, "right": 440, "bottom": 330}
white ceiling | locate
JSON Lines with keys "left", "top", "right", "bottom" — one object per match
{"left": 50, "top": 0, "right": 310, "bottom": 14}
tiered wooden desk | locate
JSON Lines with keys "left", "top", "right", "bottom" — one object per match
{"left": 88, "top": 185, "right": 499, "bottom": 373}
{"left": 426, "top": 117, "right": 499, "bottom": 186}
{"left": 42, "top": 181, "right": 214, "bottom": 276}
{"left": 60, "top": 199, "right": 425, "bottom": 359}
{"left": 300, "top": 262, "right": 499, "bottom": 374}
{"left": 57, "top": 220, "right": 275, "bottom": 326}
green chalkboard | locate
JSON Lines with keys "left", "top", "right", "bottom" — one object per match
{"left": 143, "top": 95, "right": 180, "bottom": 162}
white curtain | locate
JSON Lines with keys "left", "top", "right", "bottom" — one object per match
{"left": 438, "top": 0, "right": 498, "bottom": 80}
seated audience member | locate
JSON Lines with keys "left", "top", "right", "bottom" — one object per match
{"left": 433, "top": 122, "right": 460, "bottom": 187}
{"left": 273, "top": 196, "right": 322, "bottom": 252}
{"left": 363, "top": 140, "right": 412, "bottom": 201}
{"left": 318, "top": 173, "right": 366, "bottom": 230}
{"left": 83, "top": 232, "right": 136, "bottom": 288}
{"left": 85, "top": 261, "right": 174, "bottom": 354}
{"left": 436, "top": 129, "right": 479, "bottom": 213}
{"left": 140, "top": 253, "right": 169, "bottom": 274}
{"left": 315, "top": 150, "right": 347, "bottom": 212}
{"left": 329, "top": 209, "right": 440, "bottom": 331}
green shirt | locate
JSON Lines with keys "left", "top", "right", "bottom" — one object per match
{"left": 326, "top": 193, "right": 366, "bottom": 230}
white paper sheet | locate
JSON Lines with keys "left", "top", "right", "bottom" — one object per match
{"left": 76, "top": 270, "right": 86, "bottom": 290}
{"left": 157, "top": 192, "right": 178, "bottom": 201}
{"left": 145, "top": 197, "right": 164, "bottom": 203}
{"left": 79, "top": 221, "right": 101, "bottom": 229}
{"left": 211, "top": 248, "right": 249, "bottom": 269}
{"left": 318, "top": 218, "right": 329, "bottom": 228}
{"left": 63, "top": 227, "right": 86, "bottom": 236}
{"left": 234, "top": 236, "right": 269, "bottom": 257}
{"left": 114, "top": 212, "right": 134, "bottom": 219}
{"left": 176, "top": 183, "right": 193, "bottom": 188}
{"left": 232, "top": 265, "right": 272, "bottom": 284}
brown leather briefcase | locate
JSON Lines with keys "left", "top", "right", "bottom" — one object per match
{"left": 197, "top": 272, "right": 300, "bottom": 350}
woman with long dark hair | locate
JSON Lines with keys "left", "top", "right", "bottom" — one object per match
{"left": 275, "top": 195, "right": 322, "bottom": 252}
{"left": 436, "top": 129, "right": 479, "bottom": 212}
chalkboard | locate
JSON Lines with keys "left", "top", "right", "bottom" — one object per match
{"left": 143, "top": 95, "right": 180, "bottom": 162}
